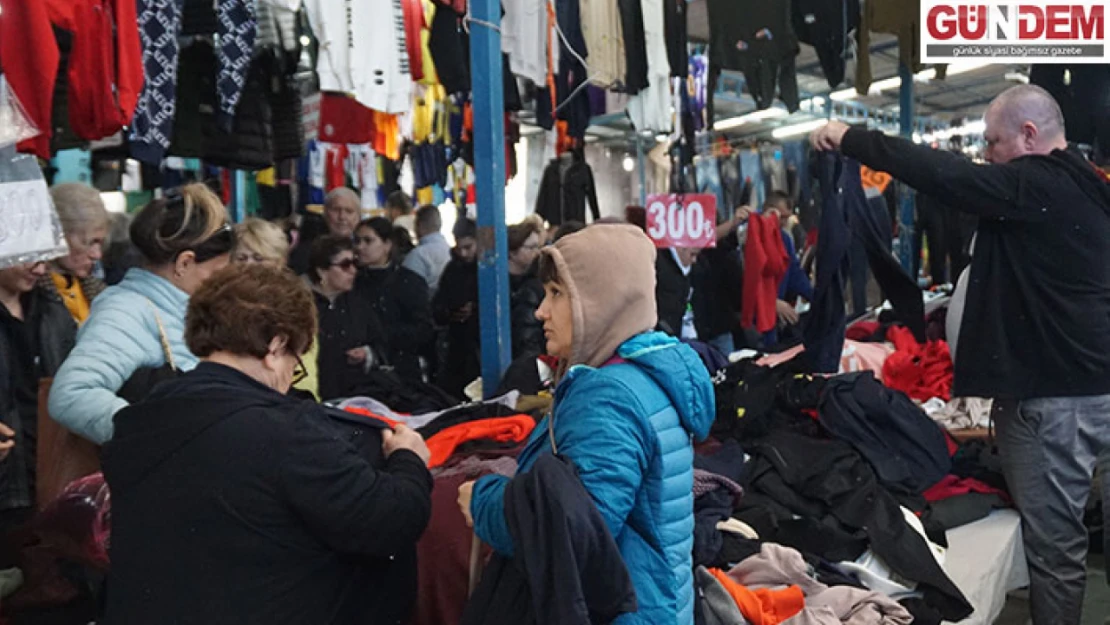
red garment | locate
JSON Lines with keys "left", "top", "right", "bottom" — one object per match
{"left": 64, "top": 0, "right": 143, "bottom": 140}
{"left": 924, "top": 475, "right": 1010, "bottom": 504}
{"left": 342, "top": 407, "right": 403, "bottom": 429}
{"left": 845, "top": 321, "right": 881, "bottom": 341}
{"left": 401, "top": 0, "right": 425, "bottom": 82}
{"left": 882, "top": 326, "right": 953, "bottom": 401}
{"left": 318, "top": 93, "right": 376, "bottom": 144}
{"left": 1, "top": 0, "right": 60, "bottom": 158}
{"left": 709, "top": 568, "right": 805, "bottom": 625}
{"left": 424, "top": 416, "right": 536, "bottom": 467}
{"left": 325, "top": 144, "right": 349, "bottom": 191}
{"left": 741, "top": 214, "right": 789, "bottom": 333}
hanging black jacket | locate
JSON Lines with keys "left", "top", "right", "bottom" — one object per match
{"left": 510, "top": 270, "right": 546, "bottom": 360}
{"left": 619, "top": 0, "right": 649, "bottom": 92}
{"left": 460, "top": 453, "right": 638, "bottom": 625}
{"left": 357, "top": 264, "right": 434, "bottom": 384}
{"left": 692, "top": 232, "right": 744, "bottom": 341}
{"left": 842, "top": 127, "right": 1110, "bottom": 399}
{"left": 656, "top": 250, "right": 692, "bottom": 337}
{"left": 706, "top": 0, "right": 799, "bottom": 112}
{"left": 535, "top": 156, "right": 601, "bottom": 226}
{"left": 791, "top": 0, "right": 860, "bottom": 88}
{"left": 102, "top": 362, "right": 433, "bottom": 625}
{"left": 314, "top": 289, "right": 390, "bottom": 401}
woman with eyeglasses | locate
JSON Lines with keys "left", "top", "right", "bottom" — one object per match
{"left": 45, "top": 183, "right": 110, "bottom": 326}
{"left": 308, "top": 235, "right": 389, "bottom": 401}
{"left": 507, "top": 218, "right": 546, "bottom": 360}
{"left": 101, "top": 263, "right": 433, "bottom": 625}
{"left": 49, "top": 183, "right": 234, "bottom": 445}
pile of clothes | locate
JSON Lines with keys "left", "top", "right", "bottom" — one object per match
{"left": 696, "top": 358, "right": 1013, "bottom": 624}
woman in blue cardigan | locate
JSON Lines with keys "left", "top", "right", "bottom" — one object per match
{"left": 461, "top": 224, "right": 714, "bottom": 625}
{"left": 48, "top": 184, "right": 233, "bottom": 444}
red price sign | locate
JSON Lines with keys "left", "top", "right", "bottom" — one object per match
{"left": 645, "top": 194, "right": 718, "bottom": 249}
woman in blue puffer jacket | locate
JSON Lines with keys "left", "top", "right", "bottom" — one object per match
{"left": 48, "top": 184, "right": 233, "bottom": 444}
{"left": 462, "top": 224, "right": 715, "bottom": 625}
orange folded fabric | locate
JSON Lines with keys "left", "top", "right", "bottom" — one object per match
{"left": 708, "top": 568, "right": 805, "bottom": 625}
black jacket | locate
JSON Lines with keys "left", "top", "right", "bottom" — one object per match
{"left": 656, "top": 250, "right": 692, "bottom": 337}
{"left": 101, "top": 362, "right": 433, "bottom": 625}
{"left": 357, "top": 264, "right": 434, "bottom": 384}
{"left": 842, "top": 128, "right": 1110, "bottom": 399}
{"left": 460, "top": 454, "right": 637, "bottom": 625}
{"left": 0, "top": 288, "right": 76, "bottom": 511}
{"left": 535, "top": 156, "right": 601, "bottom": 226}
{"left": 691, "top": 234, "right": 744, "bottom": 341}
{"left": 510, "top": 270, "right": 545, "bottom": 360}
{"left": 314, "top": 288, "right": 389, "bottom": 401}
{"left": 433, "top": 257, "right": 481, "bottom": 397}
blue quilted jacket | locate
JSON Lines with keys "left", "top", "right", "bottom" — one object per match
{"left": 48, "top": 268, "right": 198, "bottom": 444}
{"left": 471, "top": 331, "right": 714, "bottom": 625}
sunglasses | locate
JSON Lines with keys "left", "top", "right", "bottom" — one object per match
{"left": 330, "top": 258, "right": 358, "bottom": 271}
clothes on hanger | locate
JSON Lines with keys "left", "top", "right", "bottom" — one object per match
{"left": 792, "top": 0, "right": 859, "bottom": 89}
{"left": 534, "top": 153, "right": 601, "bottom": 226}
{"left": 627, "top": 0, "right": 672, "bottom": 132}
{"left": 501, "top": 0, "right": 550, "bottom": 85}
{"left": 706, "top": 0, "right": 799, "bottom": 114}
{"left": 581, "top": 0, "right": 627, "bottom": 89}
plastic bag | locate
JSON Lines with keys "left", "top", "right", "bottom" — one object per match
{"left": 0, "top": 74, "right": 40, "bottom": 149}
{"left": 0, "top": 143, "right": 69, "bottom": 269}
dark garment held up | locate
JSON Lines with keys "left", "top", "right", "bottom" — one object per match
{"left": 460, "top": 453, "right": 638, "bottom": 625}
{"left": 841, "top": 127, "right": 1110, "bottom": 399}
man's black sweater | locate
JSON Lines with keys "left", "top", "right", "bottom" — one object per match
{"left": 842, "top": 128, "right": 1110, "bottom": 399}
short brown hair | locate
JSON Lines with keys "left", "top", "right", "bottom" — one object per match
{"left": 508, "top": 219, "right": 543, "bottom": 252}
{"left": 308, "top": 235, "right": 354, "bottom": 284}
{"left": 537, "top": 251, "right": 562, "bottom": 285}
{"left": 186, "top": 264, "right": 317, "bottom": 359}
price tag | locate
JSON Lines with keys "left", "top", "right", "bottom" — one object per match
{"left": 644, "top": 194, "right": 717, "bottom": 249}
{"left": 860, "top": 165, "right": 892, "bottom": 194}
{"left": 0, "top": 178, "right": 67, "bottom": 268}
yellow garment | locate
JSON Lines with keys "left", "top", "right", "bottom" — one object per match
{"left": 412, "top": 84, "right": 448, "bottom": 144}
{"left": 256, "top": 167, "right": 276, "bottom": 187}
{"left": 416, "top": 187, "right": 435, "bottom": 205}
{"left": 419, "top": 0, "right": 440, "bottom": 86}
{"left": 51, "top": 272, "right": 91, "bottom": 324}
{"left": 293, "top": 340, "right": 321, "bottom": 400}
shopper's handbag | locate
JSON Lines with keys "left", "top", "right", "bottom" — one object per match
{"left": 116, "top": 301, "right": 180, "bottom": 403}
{"left": 35, "top": 377, "right": 100, "bottom": 510}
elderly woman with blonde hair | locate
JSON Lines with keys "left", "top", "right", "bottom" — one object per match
{"left": 45, "top": 183, "right": 111, "bottom": 325}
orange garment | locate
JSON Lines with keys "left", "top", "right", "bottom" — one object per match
{"left": 424, "top": 416, "right": 536, "bottom": 467}
{"left": 343, "top": 407, "right": 403, "bottom": 429}
{"left": 370, "top": 111, "right": 401, "bottom": 160}
{"left": 708, "top": 568, "right": 805, "bottom": 625}
{"left": 51, "top": 273, "right": 91, "bottom": 324}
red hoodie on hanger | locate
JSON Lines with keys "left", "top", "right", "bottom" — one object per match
{"left": 1, "top": 0, "right": 59, "bottom": 158}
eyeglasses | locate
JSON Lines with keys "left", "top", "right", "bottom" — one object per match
{"left": 291, "top": 354, "right": 308, "bottom": 386}
{"left": 330, "top": 258, "right": 358, "bottom": 271}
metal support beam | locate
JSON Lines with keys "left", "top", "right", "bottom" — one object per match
{"left": 897, "top": 62, "right": 917, "bottom": 274}
{"left": 230, "top": 170, "right": 247, "bottom": 223}
{"left": 468, "top": 1, "right": 512, "bottom": 397}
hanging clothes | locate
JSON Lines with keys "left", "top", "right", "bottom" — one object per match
{"left": 662, "top": 0, "right": 687, "bottom": 78}
{"left": 791, "top": 0, "right": 859, "bottom": 89}
{"left": 627, "top": 0, "right": 672, "bottom": 132}
{"left": 401, "top": 0, "right": 426, "bottom": 82}
{"left": 706, "top": 0, "right": 799, "bottom": 114}
{"left": 856, "top": 0, "right": 945, "bottom": 95}
{"left": 741, "top": 213, "right": 789, "bottom": 334}
{"left": 581, "top": 0, "right": 626, "bottom": 89}
{"left": 619, "top": 0, "right": 650, "bottom": 93}
{"left": 303, "top": 0, "right": 412, "bottom": 114}
{"left": 428, "top": 5, "right": 470, "bottom": 94}
{"left": 501, "top": 0, "right": 550, "bottom": 85}
{"left": 128, "top": 0, "right": 185, "bottom": 163}
{"left": 214, "top": 0, "right": 257, "bottom": 127}
{"left": 1, "top": 0, "right": 60, "bottom": 158}
{"left": 534, "top": 153, "right": 601, "bottom": 226}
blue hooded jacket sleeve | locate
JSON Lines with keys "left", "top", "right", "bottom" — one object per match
{"left": 778, "top": 231, "right": 813, "bottom": 301}
{"left": 471, "top": 374, "right": 653, "bottom": 557}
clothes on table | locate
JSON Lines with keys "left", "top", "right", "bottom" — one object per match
{"left": 840, "top": 128, "right": 1110, "bottom": 400}
{"left": 881, "top": 327, "right": 953, "bottom": 402}
{"left": 337, "top": 391, "right": 521, "bottom": 431}
{"left": 818, "top": 371, "right": 951, "bottom": 496}
{"left": 709, "top": 567, "right": 805, "bottom": 625}
{"left": 756, "top": 341, "right": 893, "bottom": 379}
{"left": 923, "top": 475, "right": 1008, "bottom": 504}
{"left": 461, "top": 453, "right": 638, "bottom": 625}
{"left": 925, "top": 396, "right": 992, "bottom": 430}
{"left": 694, "top": 469, "right": 745, "bottom": 500}
{"left": 696, "top": 566, "right": 753, "bottom": 625}
{"left": 422, "top": 415, "right": 537, "bottom": 468}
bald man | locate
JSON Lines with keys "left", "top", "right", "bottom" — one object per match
{"left": 812, "top": 85, "right": 1110, "bottom": 625}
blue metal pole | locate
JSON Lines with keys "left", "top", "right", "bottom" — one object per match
{"left": 469, "top": 0, "right": 512, "bottom": 397}
{"left": 230, "top": 170, "right": 247, "bottom": 223}
{"left": 897, "top": 62, "right": 916, "bottom": 273}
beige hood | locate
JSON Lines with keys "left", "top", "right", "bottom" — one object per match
{"left": 541, "top": 224, "right": 658, "bottom": 371}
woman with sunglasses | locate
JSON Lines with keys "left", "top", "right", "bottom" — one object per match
{"left": 49, "top": 184, "right": 234, "bottom": 445}
{"left": 308, "top": 235, "right": 389, "bottom": 401}
{"left": 101, "top": 263, "right": 433, "bottom": 625}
